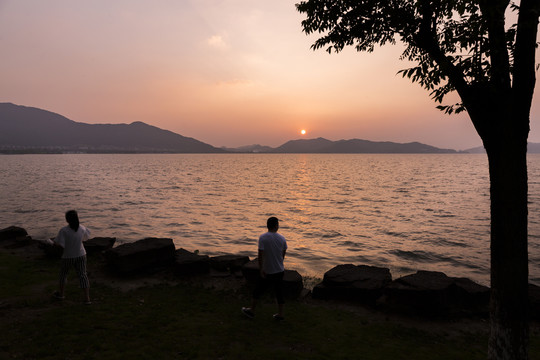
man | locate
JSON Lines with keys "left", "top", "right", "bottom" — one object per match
{"left": 242, "top": 216, "right": 288, "bottom": 320}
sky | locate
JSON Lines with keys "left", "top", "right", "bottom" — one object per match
{"left": 1, "top": 0, "right": 539, "bottom": 151}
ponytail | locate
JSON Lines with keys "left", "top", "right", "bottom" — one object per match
{"left": 65, "top": 210, "right": 80, "bottom": 232}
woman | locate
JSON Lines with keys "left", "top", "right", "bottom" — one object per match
{"left": 53, "top": 210, "right": 91, "bottom": 304}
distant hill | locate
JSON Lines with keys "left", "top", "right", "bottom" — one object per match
{"left": 464, "top": 144, "right": 540, "bottom": 153}
{"left": 269, "top": 137, "right": 458, "bottom": 154}
{"left": 226, "top": 138, "right": 458, "bottom": 154}
{"left": 274, "top": 138, "right": 335, "bottom": 153}
{"left": 463, "top": 146, "right": 485, "bottom": 154}
{"left": 0, "top": 103, "right": 224, "bottom": 153}
{"left": 221, "top": 144, "right": 275, "bottom": 153}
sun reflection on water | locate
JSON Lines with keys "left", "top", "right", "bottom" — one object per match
{"left": 2, "top": 153, "right": 540, "bottom": 286}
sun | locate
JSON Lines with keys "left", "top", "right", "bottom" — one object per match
{"left": 300, "top": 129, "right": 306, "bottom": 135}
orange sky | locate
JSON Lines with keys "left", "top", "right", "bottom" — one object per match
{"left": 1, "top": 0, "right": 539, "bottom": 150}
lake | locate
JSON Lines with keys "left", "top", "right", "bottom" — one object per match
{"left": 1, "top": 153, "right": 539, "bottom": 286}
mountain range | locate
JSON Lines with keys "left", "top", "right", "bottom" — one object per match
{"left": 463, "top": 144, "right": 540, "bottom": 153}
{"left": 223, "top": 138, "right": 459, "bottom": 153}
{"left": 2, "top": 102, "right": 538, "bottom": 154}
{"left": 0, "top": 103, "right": 223, "bottom": 153}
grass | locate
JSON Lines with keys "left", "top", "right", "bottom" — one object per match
{"left": 1, "top": 250, "right": 539, "bottom": 359}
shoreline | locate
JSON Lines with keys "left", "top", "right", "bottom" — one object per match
{"left": 1, "top": 235, "right": 490, "bottom": 327}
{"left": 0, "top": 226, "right": 499, "bottom": 318}
{"left": 0, "top": 221, "right": 498, "bottom": 288}
{"left": 3, "top": 231, "right": 540, "bottom": 359}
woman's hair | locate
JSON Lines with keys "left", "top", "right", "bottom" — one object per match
{"left": 65, "top": 210, "right": 80, "bottom": 231}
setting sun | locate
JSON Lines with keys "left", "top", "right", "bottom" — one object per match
{"left": 301, "top": 129, "right": 306, "bottom": 135}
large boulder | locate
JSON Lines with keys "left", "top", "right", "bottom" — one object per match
{"left": 283, "top": 270, "right": 304, "bottom": 298}
{"left": 241, "top": 259, "right": 260, "bottom": 282}
{"left": 378, "top": 270, "right": 490, "bottom": 317}
{"left": 174, "top": 248, "right": 210, "bottom": 276}
{"left": 0, "top": 226, "right": 32, "bottom": 248}
{"left": 451, "top": 277, "right": 491, "bottom": 311}
{"left": 0, "top": 226, "right": 28, "bottom": 241}
{"left": 209, "top": 254, "right": 250, "bottom": 273}
{"left": 241, "top": 259, "right": 304, "bottom": 299}
{"left": 103, "top": 238, "right": 176, "bottom": 275}
{"left": 84, "top": 237, "right": 116, "bottom": 255}
{"left": 312, "top": 264, "right": 392, "bottom": 305}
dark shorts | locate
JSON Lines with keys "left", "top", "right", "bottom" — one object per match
{"left": 253, "top": 271, "right": 285, "bottom": 304}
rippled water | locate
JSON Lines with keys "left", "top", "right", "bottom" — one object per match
{"left": 1, "top": 153, "right": 539, "bottom": 286}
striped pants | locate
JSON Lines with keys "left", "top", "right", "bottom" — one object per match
{"left": 59, "top": 255, "right": 90, "bottom": 289}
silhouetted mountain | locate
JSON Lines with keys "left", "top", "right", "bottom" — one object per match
{"left": 464, "top": 144, "right": 540, "bottom": 153}
{"left": 529, "top": 143, "right": 540, "bottom": 153}
{"left": 221, "top": 144, "right": 275, "bottom": 153}
{"left": 274, "top": 138, "right": 335, "bottom": 153}
{"left": 0, "top": 103, "right": 224, "bottom": 153}
{"left": 2, "top": 103, "right": 474, "bottom": 154}
{"left": 463, "top": 146, "right": 485, "bottom": 154}
{"left": 271, "top": 137, "right": 457, "bottom": 153}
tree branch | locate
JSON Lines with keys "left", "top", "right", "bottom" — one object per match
{"left": 478, "top": 0, "right": 512, "bottom": 93}
{"left": 512, "top": 0, "right": 540, "bottom": 119}
{"left": 414, "top": 1, "right": 470, "bottom": 107}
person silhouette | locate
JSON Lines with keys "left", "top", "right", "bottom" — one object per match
{"left": 52, "top": 210, "right": 92, "bottom": 304}
{"left": 242, "top": 216, "right": 288, "bottom": 320}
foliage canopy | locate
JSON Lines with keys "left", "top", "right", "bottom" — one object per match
{"left": 296, "top": 0, "right": 525, "bottom": 115}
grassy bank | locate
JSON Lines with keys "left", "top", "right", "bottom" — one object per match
{"left": 1, "top": 249, "right": 539, "bottom": 359}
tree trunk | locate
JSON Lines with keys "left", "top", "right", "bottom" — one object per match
{"left": 486, "top": 136, "right": 529, "bottom": 359}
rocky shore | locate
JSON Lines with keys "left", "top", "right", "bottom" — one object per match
{"left": 2, "top": 225, "right": 540, "bottom": 320}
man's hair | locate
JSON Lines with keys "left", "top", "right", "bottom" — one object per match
{"left": 267, "top": 216, "right": 279, "bottom": 230}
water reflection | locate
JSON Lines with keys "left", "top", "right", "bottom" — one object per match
{"left": 1, "top": 153, "right": 539, "bottom": 286}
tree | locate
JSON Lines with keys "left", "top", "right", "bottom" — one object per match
{"left": 296, "top": 0, "right": 539, "bottom": 358}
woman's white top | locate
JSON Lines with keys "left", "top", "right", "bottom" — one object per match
{"left": 54, "top": 225, "right": 90, "bottom": 259}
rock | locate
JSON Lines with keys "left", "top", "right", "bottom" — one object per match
{"left": 451, "top": 277, "right": 490, "bottom": 312}
{"left": 174, "top": 248, "right": 210, "bottom": 276}
{"left": 312, "top": 264, "right": 392, "bottom": 305}
{"left": 283, "top": 270, "right": 304, "bottom": 298}
{"left": 3, "top": 237, "right": 34, "bottom": 249}
{"left": 0, "top": 226, "right": 33, "bottom": 248}
{"left": 378, "top": 270, "right": 490, "bottom": 317}
{"left": 323, "top": 264, "right": 392, "bottom": 288}
{"left": 41, "top": 240, "right": 63, "bottom": 258}
{"left": 241, "top": 259, "right": 260, "bottom": 282}
{"left": 209, "top": 254, "right": 250, "bottom": 272}
{"left": 84, "top": 237, "right": 116, "bottom": 255}
{"left": 0, "top": 226, "right": 28, "bottom": 241}
{"left": 41, "top": 237, "right": 117, "bottom": 258}
{"left": 379, "top": 271, "right": 452, "bottom": 316}
{"left": 394, "top": 270, "right": 453, "bottom": 290}
{"left": 241, "top": 259, "right": 304, "bottom": 299}
{"left": 103, "top": 238, "right": 176, "bottom": 275}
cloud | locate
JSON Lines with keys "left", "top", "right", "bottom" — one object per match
{"left": 207, "top": 35, "right": 228, "bottom": 50}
